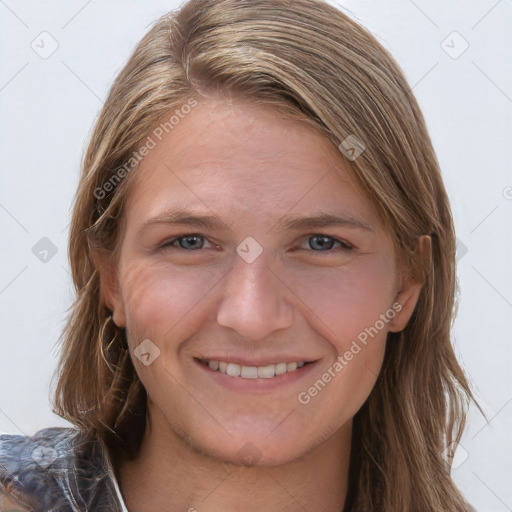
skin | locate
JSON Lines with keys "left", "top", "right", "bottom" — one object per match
{"left": 98, "top": 97, "right": 423, "bottom": 512}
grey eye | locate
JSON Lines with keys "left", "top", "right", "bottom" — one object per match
{"left": 308, "top": 235, "right": 337, "bottom": 251}
{"left": 177, "top": 235, "right": 205, "bottom": 250}
{"left": 307, "top": 235, "right": 352, "bottom": 252}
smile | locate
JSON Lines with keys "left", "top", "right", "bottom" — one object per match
{"left": 197, "top": 358, "right": 309, "bottom": 379}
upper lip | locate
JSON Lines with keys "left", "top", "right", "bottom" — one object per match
{"left": 194, "top": 355, "right": 319, "bottom": 366}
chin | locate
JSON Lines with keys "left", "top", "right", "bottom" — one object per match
{"left": 192, "top": 426, "right": 311, "bottom": 468}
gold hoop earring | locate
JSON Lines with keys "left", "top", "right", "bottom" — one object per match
{"left": 99, "top": 316, "right": 128, "bottom": 372}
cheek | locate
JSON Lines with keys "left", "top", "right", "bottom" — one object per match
{"left": 285, "top": 256, "right": 397, "bottom": 348}
{"left": 119, "top": 261, "right": 223, "bottom": 343}
{"left": 288, "top": 258, "right": 396, "bottom": 412}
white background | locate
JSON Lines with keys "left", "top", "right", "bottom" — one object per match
{"left": 0, "top": 1, "right": 511, "bottom": 510}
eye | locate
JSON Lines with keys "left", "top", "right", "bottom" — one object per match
{"left": 306, "top": 234, "right": 353, "bottom": 252}
{"left": 160, "top": 234, "right": 213, "bottom": 251}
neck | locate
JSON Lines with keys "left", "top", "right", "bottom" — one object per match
{"left": 115, "top": 405, "right": 351, "bottom": 512}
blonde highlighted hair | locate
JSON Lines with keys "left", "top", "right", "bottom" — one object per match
{"left": 52, "top": 1, "right": 477, "bottom": 509}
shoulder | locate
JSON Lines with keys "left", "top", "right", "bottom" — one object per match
{"left": 0, "top": 426, "right": 81, "bottom": 462}
{"left": 0, "top": 427, "right": 74, "bottom": 510}
{"left": 0, "top": 427, "right": 124, "bottom": 511}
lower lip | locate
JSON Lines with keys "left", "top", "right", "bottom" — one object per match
{"left": 194, "top": 359, "right": 319, "bottom": 392}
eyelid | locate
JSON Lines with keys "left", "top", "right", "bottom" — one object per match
{"left": 158, "top": 233, "right": 214, "bottom": 250}
{"left": 299, "top": 234, "right": 354, "bottom": 251}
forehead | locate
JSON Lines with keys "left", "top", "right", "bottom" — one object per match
{"left": 124, "top": 98, "right": 378, "bottom": 226}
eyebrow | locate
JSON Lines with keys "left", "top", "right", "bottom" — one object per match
{"left": 272, "top": 212, "right": 373, "bottom": 232}
{"left": 139, "top": 208, "right": 373, "bottom": 233}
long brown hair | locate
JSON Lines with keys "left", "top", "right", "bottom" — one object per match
{"left": 52, "top": 1, "right": 477, "bottom": 509}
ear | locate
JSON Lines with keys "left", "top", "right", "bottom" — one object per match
{"left": 91, "top": 249, "right": 127, "bottom": 328}
{"left": 388, "top": 235, "right": 431, "bottom": 333}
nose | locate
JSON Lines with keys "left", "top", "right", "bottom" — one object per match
{"left": 216, "top": 250, "right": 294, "bottom": 340}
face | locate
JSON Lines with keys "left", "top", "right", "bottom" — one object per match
{"left": 101, "top": 98, "right": 421, "bottom": 466}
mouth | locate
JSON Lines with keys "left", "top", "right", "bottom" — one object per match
{"left": 194, "top": 357, "right": 316, "bottom": 380}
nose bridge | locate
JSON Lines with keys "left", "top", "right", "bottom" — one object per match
{"left": 216, "top": 247, "right": 293, "bottom": 339}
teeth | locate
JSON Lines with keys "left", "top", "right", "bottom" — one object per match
{"left": 226, "top": 363, "right": 241, "bottom": 377}
{"left": 258, "top": 364, "right": 275, "bottom": 379}
{"left": 202, "top": 359, "right": 308, "bottom": 379}
{"left": 241, "top": 366, "right": 258, "bottom": 379}
{"left": 275, "top": 362, "right": 287, "bottom": 376}
{"left": 287, "top": 362, "right": 297, "bottom": 372}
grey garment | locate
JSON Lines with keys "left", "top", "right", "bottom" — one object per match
{"left": 0, "top": 427, "right": 126, "bottom": 512}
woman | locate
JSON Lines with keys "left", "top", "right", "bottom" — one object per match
{"left": 0, "top": 0, "right": 477, "bottom": 510}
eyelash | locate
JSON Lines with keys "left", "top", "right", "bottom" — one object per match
{"left": 158, "top": 233, "right": 354, "bottom": 253}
